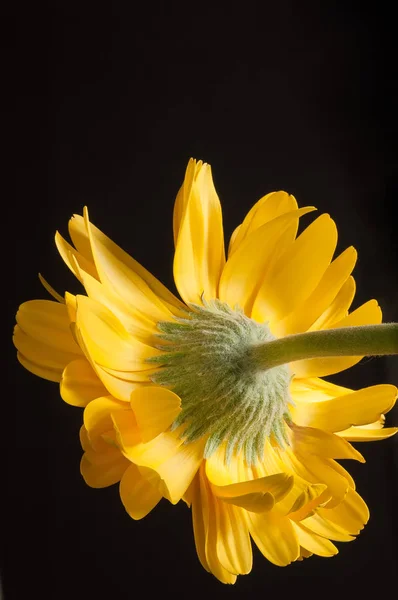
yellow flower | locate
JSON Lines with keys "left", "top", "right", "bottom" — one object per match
{"left": 14, "top": 158, "right": 397, "bottom": 583}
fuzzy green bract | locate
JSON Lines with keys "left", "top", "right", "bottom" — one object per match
{"left": 148, "top": 299, "right": 292, "bottom": 464}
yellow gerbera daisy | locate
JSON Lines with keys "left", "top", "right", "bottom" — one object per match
{"left": 14, "top": 158, "right": 397, "bottom": 584}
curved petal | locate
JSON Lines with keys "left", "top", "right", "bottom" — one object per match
{"left": 287, "top": 483, "right": 329, "bottom": 520}
{"left": 80, "top": 452, "right": 130, "bottom": 488}
{"left": 82, "top": 210, "right": 177, "bottom": 323}
{"left": 336, "top": 425, "right": 398, "bottom": 442}
{"left": 137, "top": 437, "right": 206, "bottom": 505}
{"left": 290, "top": 425, "right": 365, "bottom": 462}
{"left": 198, "top": 467, "right": 238, "bottom": 584}
{"left": 252, "top": 214, "right": 338, "bottom": 325}
{"left": 248, "top": 510, "right": 300, "bottom": 566}
{"left": 281, "top": 451, "right": 351, "bottom": 508}
{"left": 76, "top": 295, "right": 161, "bottom": 372}
{"left": 16, "top": 300, "right": 81, "bottom": 355}
{"left": 173, "top": 162, "right": 225, "bottom": 304}
{"left": 227, "top": 224, "right": 241, "bottom": 256}
{"left": 119, "top": 463, "right": 162, "bottom": 519}
{"left": 291, "top": 384, "right": 397, "bottom": 432}
{"left": 83, "top": 395, "right": 131, "bottom": 451}
{"left": 114, "top": 410, "right": 204, "bottom": 505}
{"left": 309, "top": 276, "right": 356, "bottom": 331}
{"left": 65, "top": 292, "right": 77, "bottom": 323}
{"left": 317, "top": 488, "right": 369, "bottom": 534}
{"left": 73, "top": 322, "right": 147, "bottom": 402}
{"left": 273, "top": 246, "right": 357, "bottom": 337}
{"left": 60, "top": 358, "right": 108, "bottom": 407}
{"left": 14, "top": 325, "right": 80, "bottom": 380}
{"left": 291, "top": 522, "right": 338, "bottom": 557}
{"left": 300, "top": 513, "right": 355, "bottom": 542}
{"left": 228, "top": 191, "right": 298, "bottom": 255}
{"left": 216, "top": 502, "right": 252, "bottom": 574}
{"left": 219, "top": 207, "right": 315, "bottom": 313}
{"left": 71, "top": 211, "right": 184, "bottom": 314}
{"left": 16, "top": 353, "right": 62, "bottom": 383}
{"left": 130, "top": 386, "right": 181, "bottom": 442}
{"left": 55, "top": 231, "right": 99, "bottom": 282}
{"left": 220, "top": 492, "right": 275, "bottom": 513}
{"left": 78, "top": 266, "right": 157, "bottom": 342}
{"left": 209, "top": 472, "right": 294, "bottom": 504}
{"left": 38, "top": 273, "right": 65, "bottom": 303}
{"left": 188, "top": 472, "right": 211, "bottom": 573}
{"left": 173, "top": 158, "right": 201, "bottom": 244}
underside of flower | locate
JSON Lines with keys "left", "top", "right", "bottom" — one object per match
{"left": 150, "top": 299, "right": 292, "bottom": 464}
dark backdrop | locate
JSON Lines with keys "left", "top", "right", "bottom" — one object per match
{"left": 8, "top": 4, "right": 397, "bottom": 598}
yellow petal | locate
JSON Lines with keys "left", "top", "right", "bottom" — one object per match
{"left": 83, "top": 209, "right": 178, "bottom": 323}
{"left": 68, "top": 213, "right": 95, "bottom": 264}
{"left": 80, "top": 453, "right": 130, "bottom": 488}
{"left": 216, "top": 502, "right": 252, "bottom": 574}
{"left": 227, "top": 224, "right": 241, "bottom": 256}
{"left": 14, "top": 325, "right": 79, "bottom": 376}
{"left": 291, "top": 376, "right": 351, "bottom": 399}
{"left": 207, "top": 442, "right": 322, "bottom": 520}
{"left": 290, "top": 425, "right": 365, "bottom": 462}
{"left": 188, "top": 472, "right": 211, "bottom": 573}
{"left": 100, "top": 365, "right": 157, "bottom": 383}
{"left": 73, "top": 211, "right": 185, "bottom": 314}
{"left": 76, "top": 295, "right": 160, "bottom": 372}
{"left": 119, "top": 463, "right": 162, "bottom": 519}
{"left": 136, "top": 437, "right": 206, "bottom": 504}
{"left": 209, "top": 471, "right": 294, "bottom": 503}
{"left": 287, "top": 483, "right": 329, "bottom": 520}
{"left": 65, "top": 292, "right": 77, "bottom": 323}
{"left": 291, "top": 522, "right": 338, "bottom": 557}
{"left": 317, "top": 488, "right": 369, "bottom": 534}
{"left": 198, "top": 466, "right": 237, "bottom": 583}
{"left": 252, "top": 214, "right": 337, "bottom": 324}
{"left": 55, "top": 231, "right": 99, "bottom": 282}
{"left": 130, "top": 386, "right": 181, "bottom": 442}
{"left": 173, "top": 158, "right": 201, "bottom": 244}
{"left": 291, "top": 299, "right": 383, "bottom": 378}
{"left": 228, "top": 191, "right": 298, "bottom": 255}
{"left": 220, "top": 491, "right": 275, "bottom": 513}
{"left": 38, "top": 273, "right": 65, "bottom": 303}
{"left": 60, "top": 358, "right": 108, "bottom": 407}
{"left": 110, "top": 408, "right": 141, "bottom": 451}
{"left": 16, "top": 352, "right": 62, "bottom": 382}
{"left": 290, "top": 384, "right": 397, "bottom": 432}
{"left": 113, "top": 415, "right": 180, "bottom": 465}
{"left": 173, "top": 162, "right": 225, "bottom": 304}
{"left": 332, "top": 298, "right": 382, "bottom": 329}
{"left": 16, "top": 300, "right": 81, "bottom": 355}
{"left": 117, "top": 416, "right": 205, "bottom": 505}
{"left": 204, "top": 443, "right": 241, "bottom": 485}
{"left": 273, "top": 246, "right": 357, "bottom": 336}
{"left": 73, "top": 322, "right": 146, "bottom": 402}
{"left": 219, "top": 207, "right": 315, "bottom": 313}
{"left": 301, "top": 513, "right": 355, "bottom": 542}
{"left": 337, "top": 425, "right": 398, "bottom": 441}
{"left": 309, "top": 276, "right": 356, "bottom": 330}
{"left": 282, "top": 451, "right": 350, "bottom": 507}
{"left": 78, "top": 266, "right": 157, "bottom": 342}
{"left": 83, "top": 396, "right": 130, "bottom": 451}
{"left": 248, "top": 510, "right": 300, "bottom": 566}
{"left": 95, "top": 368, "right": 146, "bottom": 402}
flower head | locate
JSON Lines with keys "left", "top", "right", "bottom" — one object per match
{"left": 14, "top": 159, "right": 397, "bottom": 583}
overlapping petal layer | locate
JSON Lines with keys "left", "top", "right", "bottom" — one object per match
{"left": 14, "top": 158, "right": 397, "bottom": 584}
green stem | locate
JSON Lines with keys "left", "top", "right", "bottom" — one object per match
{"left": 250, "top": 323, "right": 398, "bottom": 371}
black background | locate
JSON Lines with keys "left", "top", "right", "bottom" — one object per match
{"left": 8, "top": 3, "right": 397, "bottom": 598}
